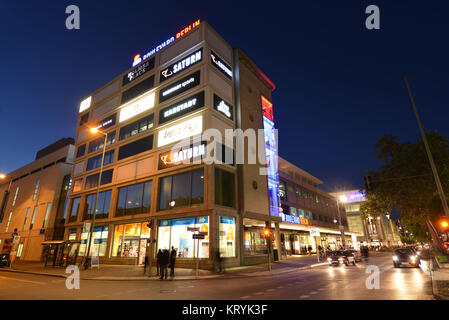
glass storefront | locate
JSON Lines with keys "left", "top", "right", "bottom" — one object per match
{"left": 219, "top": 217, "right": 236, "bottom": 257}
{"left": 157, "top": 216, "right": 209, "bottom": 258}
{"left": 244, "top": 229, "right": 267, "bottom": 255}
{"left": 79, "top": 226, "right": 109, "bottom": 256}
{"left": 112, "top": 223, "right": 151, "bottom": 260}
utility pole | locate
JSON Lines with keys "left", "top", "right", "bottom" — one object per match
{"left": 404, "top": 75, "right": 449, "bottom": 218}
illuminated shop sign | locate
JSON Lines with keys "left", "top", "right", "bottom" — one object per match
{"left": 157, "top": 115, "right": 203, "bottom": 147}
{"left": 95, "top": 114, "right": 116, "bottom": 130}
{"left": 159, "top": 91, "right": 204, "bottom": 124}
{"left": 261, "top": 96, "right": 273, "bottom": 121}
{"left": 210, "top": 51, "right": 232, "bottom": 79}
{"left": 123, "top": 57, "right": 155, "bottom": 86}
{"left": 213, "top": 94, "right": 233, "bottom": 120}
{"left": 132, "top": 19, "right": 201, "bottom": 67}
{"left": 158, "top": 141, "right": 206, "bottom": 170}
{"left": 346, "top": 191, "right": 366, "bottom": 203}
{"left": 159, "top": 48, "right": 203, "bottom": 83}
{"left": 159, "top": 71, "right": 200, "bottom": 103}
{"left": 280, "top": 213, "right": 309, "bottom": 225}
{"left": 79, "top": 96, "right": 92, "bottom": 113}
{"left": 119, "top": 92, "right": 155, "bottom": 123}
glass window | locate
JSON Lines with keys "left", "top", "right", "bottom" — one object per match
{"left": 42, "top": 203, "right": 52, "bottom": 228}
{"left": 73, "top": 178, "right": 83, "bottom": 192}
{"left": 119, "top": 114, "right": 154, "bottom": 141}
{"left": 23, "top": 207, "right": 30, "bottom": 231}
{"left": 69, "top": 197, "right": 81, "bottom": 222}
{"left": 121, "top": 76, "right": 155, "bottom": 104}
{"left": 30, "top": 206, "right": 38, "bottom": 230}
{"left": 219, "top": 217, "right": 236, "bottom": 257}
{"left": 5, "top": 212, "right": 13, "bottom": 232}
{"left": 86, "top": 150, "right": 115, "bottom": 171}
{"left": 79, "top": 112, "right": 89, "bottom": 126}
{"left": 288, "top": 184, "right": 294, "bottom": 192}
{"left": 279, "top": 180, "right": 287, "bottom": 201}
{"left": 290, "top": 207, "right": 297, "bottom": 216}
{"left": 83, "top": 190, "right": 112, "bottom": 220}
{"left": 88, "top": 131, "right": 116, "bottom": 154}
{"left": 32, "top": 179, "right": 40, "bottom": 201}
{"left": 85, "top": 169, "right": 113, "bottom": 189}
{"left": 68, "top": 229, "right": 77, "bottom": 241}
{"left": 117, "top": 135, "right": 153, "bottom": 161}
{"left": 215, "top": 168, "right": 235, "bottom": 207}
{"left": 12, "top": 187, "right": 19, "bottom": 206}
{"left": 76, "top": 144, "right": 86, "bottom": 158}
{"left": 112, "top": 223, "right": 151, "bottom": 257}
{"left": 79, "top": 226, "right": 108, "bottom": 257}
{"left": 116, "top": 181, "right": 152, "bottom": 217}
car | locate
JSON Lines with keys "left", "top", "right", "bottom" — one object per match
{"left": 345, "top": 249, "right": 362, "bottom": 262}
{"left": 393, "top": 248, "right": 419, "bottom": 268}
{"left": 327, "top": 250, "right": 356, "bottom": 266}
{"left": 0, "top": 253, "right": 10, "bottom": 268}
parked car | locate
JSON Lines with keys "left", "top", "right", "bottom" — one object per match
{"left": 327, "top": 250, "right": 356, "bottom": 266}
{"left": 393, "top": 248, "right": 419, "bottom": 268}
{"left": 345, "top": 249, "right": 362, "bottom": 262}
{"left": 0, "top": 253, "right": 10, "bottom": 268}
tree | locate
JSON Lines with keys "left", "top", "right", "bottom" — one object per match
{"left": 364, "top": 132, "right": 449, "bottom": 241}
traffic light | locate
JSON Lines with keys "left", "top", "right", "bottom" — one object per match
{"left": 263, "top": 228, "right": 271, "bottom": 238}
{"left": 440, "top": 218, "right": 449, "bottom": 229}
{"left": 146, "top": 219, "right": 153, "bottom": 229}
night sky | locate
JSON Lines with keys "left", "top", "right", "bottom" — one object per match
{"left": 1, "top": 1, "right": 448, "bottom": 193}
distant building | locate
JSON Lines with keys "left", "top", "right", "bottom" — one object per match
{"left": 330, "top": 190, "right": 401, "bottom": 247}
{"left": 0, "top": 138, "right": 75, "bottom": 261}
{"left": 277, "top": 157, "right": 358, "bottom": 253}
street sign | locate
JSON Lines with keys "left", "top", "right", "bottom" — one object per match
{"left": 340, "top": 230, "right": 345, "bottom": 236}
{"left": 192, "top": 234, "right": 205, "bottom": 239}
{"left": 198, "top": 231, "right": 208, "bottom": 236}
{"left": 91, "top": 256, "right": 99, "bottom": 268}
{"left": 339, "top": 225, "right": 345, "bottom": 230}
{"left": 187, "top": 227, "right": 199, "bottom": 232}
{"left": 310, "top": 229, "right": 320, "bottom": 237}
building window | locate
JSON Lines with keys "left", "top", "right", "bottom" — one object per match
{"left": 23, "top": 207, "right": 30, "bottom": 230}
{"left": 158, "top": 168, "right": 204, "bottom": 211}
{"left": 32, "top": 179, "right": 40, "bottom": 201}
{"left": 30, "top": 206, "right": 38, "bottom": 230}
{"left": 86, "top": 150, "right": 115, "bottom": 171}
{"left": 83, "top": 190, "right": 112, "bottom": 220}
{"left": 79, "top": 112, "right": 89, "bottom": 126}
{"left": 345, "top": 204, "right": 361, "bottom": 212}
{"left": 79, "top": 226, "right": 109, "bottom": 257}
{"left": 157, "top": 217, "right": 209, "bottom": 258}
{"left": 219, "top": 217, "right": 236, "bottom": 258}
{"left": 112, "top": 223, "right": 151, "bottom": 258}
{"left": 68, "top": 229, "right": 77, "bottom": 241}
{"left": 76, "top": 144, "right": 86, "bottom": 158}
{"left": 119, "top": 114, "right": 154, "bottom": 141}
{"left": 288, "top": 184, "right": 294, "bottom": 193}
{"left": 244, "top": 229, "right": 267, "bottom": 255}
{"left": 42, "top": 203, "right": 51, "bottom": 228}
{"left": 290, "top": 207, "right": 297, "bottom": 216}
{"left": 279, "top": 180, "right": 287, "bottom": 201}
{"left": 116, "top": 181, "right": 152, "bottom": 217}
{"left": 215, "top": 168, "right": 235, "bottom": 208}
{"left": 69, "top": 197, "right": 81, "bottom": 222}
{"left": 12, "top": 187, "right": 19, "bottom": 206}
{"left": 117, "top": 135, "right": 153, "bottom": 161}
{"left": 88, "top": 131, "right": 116, "bottom": 154}
{"left": 5, "top": 212, "right": 13, "bottom": 232}
{"left": 281, "top": 204, "right": 290, "bottom": 215}
{"left": 85, "top": 169, "right": 113, "bottom": 189}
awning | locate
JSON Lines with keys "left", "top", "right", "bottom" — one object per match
{"left": 41, "top": 241, "right": 65, "bottom": 245}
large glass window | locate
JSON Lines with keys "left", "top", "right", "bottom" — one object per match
{"left": 69, "top": 197, "right": 81, "bottom": 222}
{"left": 42, "top": 203, "right": 52, "bottom": 228}
{"left": 86, "top": 150, "right": 115, "bottom": 171}
{"left": 85, "top": 169, "right": 113, "bottom": 189}
{"left": 157, "top": 217, "right": 209, "bottom": 258}
{"left": 22, "top": 208, "right": 30, "bottom": 231}
{"left": 30, "top": 206, "right": 38, "bottom": 230}
{"left": 219, "top": 217, "right": 236, "bottom": 257}
{"left": 117, "top": 135, "right": 153, "bottom": 161}
{"left": 112, "top": 223, "right": 151, "bottom": 257}
{"left": 119, "top": 114, "right": 154, "bottom": 141}
{"left": 76, "top": 144, "right": 86, "bottom": 158}
{"left": 32, "top": 179, "right": 40, "bottom": 201}
{"left": 83, "top": 190, "right": 112, "bottom": 220}
{"left": 279, "top": 180, "right": 287, "bottom": 201}
{"left": 244, "top": 229, "right": 267, "bottom": 255}
{"left": 215, "top": 168, "right": 235, "bottom": 207}
{"left": 88, "top": 131, "right": 116, "bottom": 154}
{"left": 79, "top": 226, "right": 109, "bottom": 257}
{"left": 116, "top": 181, "right": 152, "bottom": 216}
{"left": 158, "top": 168, "right": 204, "bottom": 210}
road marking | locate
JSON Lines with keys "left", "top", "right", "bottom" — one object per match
{"left": 300, "top": 295, "right": 310, "bottom": 299}
{"left": 240, "top": 296, "right": 251, "bottom": 299}
{"left": 310, "top": 291, "right": 318, "bottom": 294}
{"left": 266, "top": 289, "right": 275, "bottom": 292}
{"left": 318, "top": 288, "right": 326, "bottom": 291}
{"left": 0, "top": 276, "right": 46, "bottom": 285}
{"left": 255, "top": 292, "right": 264, "bottom": 295}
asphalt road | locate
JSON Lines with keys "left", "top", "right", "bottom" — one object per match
{"left": 0, "top": 254, "right": 434, "bottom": 300}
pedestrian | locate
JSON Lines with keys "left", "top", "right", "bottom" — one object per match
{"left": 156, "top": 249, "right": 163, "bottom": 276}
{"left": 308, "top": 245, "right": 312, "bottom": 255}
{"left": 143, "top": 255, "right": 148, "bottom": 275}
{"left": 170, "top": 246, "right": 177, "bottom": 277}
{"left": 215, "top": 250, "right": 224, "bottom": 273}
{"left": 160, "top": 249, "right": 169, "bottom": 280}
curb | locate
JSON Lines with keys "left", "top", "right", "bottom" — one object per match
{"left": 0, "top": 261, "right": 328, "bottom": 281}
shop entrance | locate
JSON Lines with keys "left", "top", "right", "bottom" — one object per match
{"left": 138, "top": 239, "right": 148, "bottom": 265}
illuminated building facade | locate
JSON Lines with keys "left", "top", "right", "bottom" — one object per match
{"left": 0, "top": 139, "right": 75, "bottom": 261}
{"left": 65, "top": 21, "right": 282, "bottom": 268}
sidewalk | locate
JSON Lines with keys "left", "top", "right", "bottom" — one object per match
{"left": 0, "top": 254, "right": 329, "bottom": 281}
{"left": 431, "top": 259, "right": 449, "bottom": 300}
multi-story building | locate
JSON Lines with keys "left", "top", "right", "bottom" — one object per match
{"left": 0, "top": 138, "right": 75, "bottom": 261}
{"left": 277, "top": 157, "right": 358, "bottom": 254}
{"left": 330, "top": 190, "right": 401, "bottom": 247}
{"left": 66, "top": 20, "right": 283, "bottom": 269}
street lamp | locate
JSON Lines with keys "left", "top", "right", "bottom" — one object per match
{"left": 83, "top": 127, "right": 108, "bottom": 270}
{"left": 0, "top": 174, "right": 12, "bottom": 192}
{"left": 336, "top": 195, "right": 347, "bottom": 247}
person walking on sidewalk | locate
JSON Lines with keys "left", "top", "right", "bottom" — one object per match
{"left": 170, "top": 246, "right": 177, "bottom": 277}
{"left": 308, "top": 245, "right": 312, "bottom": 255}
{"left": 156, "top": 249, "right": 163, "bottom": 277}
{"left": 160, "top": 249, "right": 169, "bottom": 280}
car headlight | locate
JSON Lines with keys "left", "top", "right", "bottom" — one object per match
{"left": 410, "top": 255, "right": 416, "bottom": 261}
{"left": 393, "top": 256, "right": 398, "bottom": 261}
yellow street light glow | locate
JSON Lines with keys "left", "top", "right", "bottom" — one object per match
{"left": 90, "top": 128, "right": 98, "bottom": 134}
{"left": 339, "top": 195, "right": 348, "bottom": 203}
{"left": 0, "top": 174, "right": 6, "bottom": 179}
{"left": 441, "top": 221, "right": 448, "bottom": 228}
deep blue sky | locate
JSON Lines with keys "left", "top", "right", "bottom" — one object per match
{"left": 1, "top": 1, "right": 448, "bottom": 192}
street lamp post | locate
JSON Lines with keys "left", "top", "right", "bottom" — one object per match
{"left": 83, "top": 128, "right": 108, "bottom": 270}
{"left": 336, "top": 195, "right": 347, "bottom": 248}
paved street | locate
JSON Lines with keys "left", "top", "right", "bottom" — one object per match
{"left": 0, "top": 254, "right": 433, "bottom": 300}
